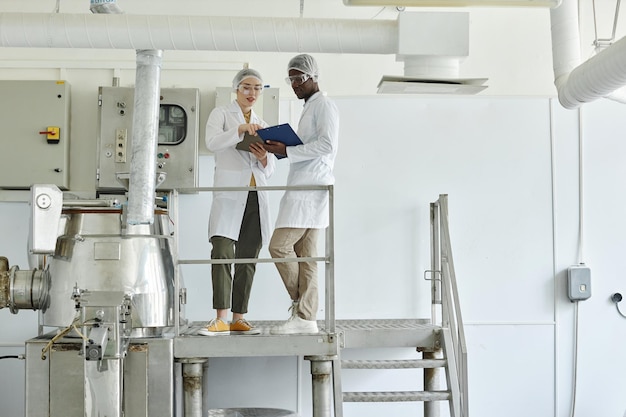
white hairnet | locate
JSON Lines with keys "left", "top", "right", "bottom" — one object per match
{"left": 287, "top": 54, "right": 319, "bottom": 81}
{"left": 232, "top": 68, "right": 263, "bottom": 89}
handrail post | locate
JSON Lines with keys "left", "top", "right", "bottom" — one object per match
{"left": 430, "top": 201, "right": 441, "bottom": 326}
{"left": 170, "top": 189, "right": 181, "bottom": 337}
{"left": 325, "top": 185, "right": 335, "bottom": 334}
{"left": 430, "top": 193, "right": 469, "bottom": 417}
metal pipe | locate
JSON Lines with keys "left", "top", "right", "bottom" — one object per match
{"left": 127, "top": 49, "right": 163, "bottom": 225}
{"left": 182, "top": 360, "right": 205, "bottom": 417}
{"left": 305, "top": 356, "right": 335, "bottom": 417}
{"left": 63, "top": 199, "right": 119, "bottom": 208}
{"left": 325, "top": 185, "right": 335, "bottom": 334}
{"left": 424, "top": 350, "right": 442, "bottom": 417}
{"left": 90, "top": 0, "right": 162, "bottom": 226}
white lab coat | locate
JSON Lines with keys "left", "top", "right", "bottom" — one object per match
{"left": 205, "top": 101, "right": 276, "bottom": 244}
{"left": 276, "top": 92, "right": 339, "bottom": 229}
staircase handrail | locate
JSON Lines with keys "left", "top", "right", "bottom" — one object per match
{"left": 432, "top": 194, "right": 468, "bottom": 417}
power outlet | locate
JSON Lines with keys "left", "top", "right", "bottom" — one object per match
{"left": 567, "top": 265, "right": 591, "bottom": 302}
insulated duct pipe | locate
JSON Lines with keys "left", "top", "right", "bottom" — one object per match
{"left": 0, "top": 13, "right": 397, "bottom": 54}
{"left": 127, "top": 49, "right": 162, "bottom": 225}
{"left": 551, "top": 0, "right": 626, "bottom": 108}
{"left": 90, "top": 0, "right": 162, "bottom": 225}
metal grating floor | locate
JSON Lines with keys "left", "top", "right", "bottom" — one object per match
{"left": 172, "top": 318, "right": 439, "bottom": 358}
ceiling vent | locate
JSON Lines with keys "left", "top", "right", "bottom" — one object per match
{"left": 384, "top": 12, "right": 488, "bottom": 95}
{"left": 377, "top": 75, "right": 488, "bottom": 95}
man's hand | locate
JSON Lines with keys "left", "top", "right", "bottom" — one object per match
{"left": 264, "top": 140, "right": 287, "bottom": 157}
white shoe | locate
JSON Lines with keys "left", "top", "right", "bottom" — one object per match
{"left": 270, "top": 315, "right": 318, "bottom": 335}
{"left": 288, "top": 300, "right": 299, "bottom": 319}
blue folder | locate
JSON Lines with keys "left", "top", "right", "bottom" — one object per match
{"left": 257, "top": 124, "right": 302, "bottom": 158}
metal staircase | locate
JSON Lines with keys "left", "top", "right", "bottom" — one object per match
{"left": 171, "top": 188, "right": 467, "bottom": 417}
{"left": 330, "top": 195, "right": 468, "bottom": 417}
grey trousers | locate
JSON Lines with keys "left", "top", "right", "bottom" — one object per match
{"left": 269, "top": 227, "right": 320, "bottom": 321}
{"left": 210, "top": 191, "right": 262, "bottom": 314}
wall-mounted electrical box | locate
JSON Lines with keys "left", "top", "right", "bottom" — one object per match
{"left": 96, "top": 86, "right": 199, "bottom": 192}
{"left": 567, "top": 264, "right": 591, "bottom": 301}
{"left": 0, "top": 80, "right": 71, "bottom": 189}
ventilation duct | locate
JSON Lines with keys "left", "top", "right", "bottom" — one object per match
{"left": 89, "top": 0, "right": 163, "bottom": 226}
{"left": 378, "top": 12, "right": 487, "bottom": 94}
{"left": 550, "top": 0, "right": 626, "bottom": 108}
{"left": 0, "top": 11, "right": 483, "bottom": 94}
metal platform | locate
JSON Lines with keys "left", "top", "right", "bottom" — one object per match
{"left": 173, "top": 319, "right": 438, "bottom": 359}
{"left": 335, "top": 319, "right": 437, "bottom": 349}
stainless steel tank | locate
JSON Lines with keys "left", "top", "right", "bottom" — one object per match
{"left": 43, "top": 207, "right": 175, "bottom": 335}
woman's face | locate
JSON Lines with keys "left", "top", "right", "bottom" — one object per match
{"left": 236, "top": 76, "right": 263, "bottom": 110}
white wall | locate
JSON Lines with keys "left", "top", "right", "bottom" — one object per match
{"left": 2, "top": 1, "right": 626, "bottom": 417}
{"left": 5, "top": 93, "right": 626, "bottom": 417}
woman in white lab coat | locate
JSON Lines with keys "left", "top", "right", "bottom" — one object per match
{"left": 199, "top": 68, "right": 276, "bottom": 336}
{"left": 264, "top": 54, "right": 339, "bottom": 335}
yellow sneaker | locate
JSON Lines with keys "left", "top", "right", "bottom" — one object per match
{"left": 197, "top": 318, "right": 230, "bottom": 336}
{"left": 230, "top": 319, "right": 261, "bottom": 335}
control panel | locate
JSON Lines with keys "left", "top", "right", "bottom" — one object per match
{"left": 96, "top": 86, "right": 199, "bottom": 191}
{"left": 0, "top": 80, "right": 71, "bottom": 189}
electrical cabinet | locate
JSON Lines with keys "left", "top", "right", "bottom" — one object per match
{"left": 96, "top": 87, "right": 199, "bottom": 192}
{"left": 0, "top": 80, "right": 71, "bottom": 189}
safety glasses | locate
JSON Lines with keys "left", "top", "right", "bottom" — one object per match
{"left": 237, "top": 84, "right": 263, "bottom": 95}
{"left": 285, "top": 74, "right": 310, "bottom": 86}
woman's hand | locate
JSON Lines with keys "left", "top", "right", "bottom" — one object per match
{"left": 238, "top": 123, "right": 263, "bottom": 136}
{"left": 249, "top": 142, "right": 268, "bottom": 167}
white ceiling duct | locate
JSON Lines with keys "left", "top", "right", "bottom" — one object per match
{"left": 0, "top": 11, "right": 482, "bottom": 94}
{"left": 0, "top": 13, "right": 396, "bottom": 54}
{"left": 550, "top": 0, "right": 626, "bottom": 108}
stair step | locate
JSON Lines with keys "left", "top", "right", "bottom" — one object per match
{"left": 341, "top": 359, "right": 447, "bottom": 369}
{"left": 343, "top": 390, "right": 451, "bottom": 402}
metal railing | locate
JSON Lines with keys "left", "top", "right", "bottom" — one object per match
{"left": 167, "top": 184, "right": 336, "bottom": 337}
{"left": 430, "top": 194, "right": 468, "bottom": 417}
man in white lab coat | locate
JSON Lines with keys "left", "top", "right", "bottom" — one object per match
{"left": 264, "top": 54, "right": 340, "bottom": 334}
{"left": 200, "top": 68, "right": 276, "bottom": 336}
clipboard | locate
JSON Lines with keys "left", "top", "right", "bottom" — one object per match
{"left": 236, "top": 133, "right": 264, "bottom": 152}
{"left": 256, "top": 124, "right": 303, "bottom": 159}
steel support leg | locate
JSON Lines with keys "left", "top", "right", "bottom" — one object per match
{"left": 305, "top": 355, "right": 337, "bottom": 417}
{"left": 181, "top": 359, "right": 207, "bottom": 417}
{"left": 424, "top": 350, "right": 442, "bottom": 417}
